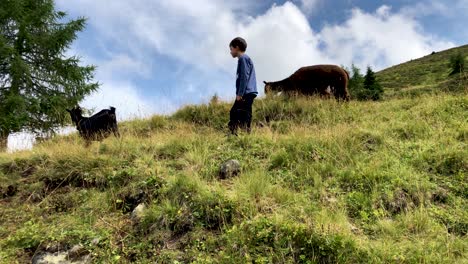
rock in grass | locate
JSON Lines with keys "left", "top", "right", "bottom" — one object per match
{"left": 91, "top": 237, "right": 100, "bottom": 246}
{"left": 32, "top": 244, "right": 91, "bottom": 264}
{"left": 30, "top": 192, "right": 43, "bottom": 203}
{"left": 131, "top": 203, "right": 147, "bottom": 222}
{"left": 219, "top": 159, "right": 241, "bottom": 179}
{"left": 0, "top": 185, "right": 17, "bottom": 198}
{"left": 32, "top": 252, "right": 70, "bottom": 264}
{"left": 67, "top": 245, "right": 88, "bottom": 260}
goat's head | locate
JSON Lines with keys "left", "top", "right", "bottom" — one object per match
{"left": 66, "top": 106, "right": 84, "bottom": 124}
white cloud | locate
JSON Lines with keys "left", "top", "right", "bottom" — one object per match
{"left": 57, "top": 1, "right": 331, "bottom": 92}
{"left": 240, "top": 3, "right": 331, "bottom": 83}
{"left": 400, "top": 1, "right": 450, "bottom": 18}
{"left": 7, "top": 133, "right": 35, "bottom": 153}
{"left": 66, "top": 47, "right": 173, "bottom": 120}
{"left": 81, "top": 81, "right": 163, "bottom": 121}
{"left": 7, "top": 127, "right": 75, "bottom": 153}
{"left": 296, "top": 0, "right": 321, "bottom": 14}
{"left": 318, "top": 5, "right": 454, "bottom": 70}
{"left": 60, "top": 2, "right": 457, "bottom": 105}
{"left": 97, "top": 54, "right": 151, "bottom": 80}
{"left": 399, "top": 0, "right": 468, "bottom": 18}
{"left": 57, "top": 0, "right": 454, "bottom": 86}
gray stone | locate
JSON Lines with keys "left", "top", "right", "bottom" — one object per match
{"left": 91, "top": 237, "right": 100, "bottom": 246}
{"left": 32, "top": 245, "right": 91, "bottom": 264}
{"left": 31, "top": 243, "right": 91, "bottom": 264}
{"left": 67, "top": 245, "right": 88, "bottom": 260}
{"left": 32, "top": 252, "right": 69, "bottom": 264}
{"left": 131, "top": 203, "right": 147, "bottom": 222}
{"left": 219, "top": 159, "right": 241, "bottom": 179}
{"left": 348, "top": 223, "right": 361, "bottom": 234}
{"left": 30, "top": 192, "right": 43, "bottom": 203}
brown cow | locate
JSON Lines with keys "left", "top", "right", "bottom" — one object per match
{"left": 264, "top": 64, "right": 350, "bottom": 101}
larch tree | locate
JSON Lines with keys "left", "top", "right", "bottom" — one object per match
{"left": 0, "top": 0, "right": 98, "bottom": 150}
{"left": 363, "top": 66, "right": 384, "bottom": 101}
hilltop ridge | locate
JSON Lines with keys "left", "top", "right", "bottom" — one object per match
{"left": 376, "top": 44, "right": 468, "bottom": 95}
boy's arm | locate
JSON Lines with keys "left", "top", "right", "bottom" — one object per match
{"left": 237, "top": 57, "right": 249, "bottom": 98}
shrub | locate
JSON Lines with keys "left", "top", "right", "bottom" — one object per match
{"left": 346, "top": 191, "right": 374, "bottom": 220}
{"left": 362, "top": 67, "right": 384, "bottom": 101}
{"left": 141, "top": 175, "right": 236, "bottom": 235}
{"left": 419, "top": 149, "right": 467, "bottom": 176}
{"left": 172, "top": 99, "right": 230, "bottom": 129}
{"left": 221, "top": 217, "right": 369, "bottom": 263}
{"left": 449, "top": 53, "right": 465, "bottom": 76}
{"left": 347, "top": 65, "right": 384, "bottom": 101}
{"left": 156, "top": 139, "right": 190, "bottom": 160}
{"left": 347, "top": 64, "right": 365, "bottom": 100}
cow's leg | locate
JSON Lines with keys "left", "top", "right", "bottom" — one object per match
{"left": 333, "top": 88, "right": 341, "bottom": 100}
{"left": 332, "top": 82, "right": 344, "bottom": 101}
{"left": 334, "top": 77, "right": 350, "bottom": 101}
{"left": 320, "top": 85, "right": 332, "bottom": 99}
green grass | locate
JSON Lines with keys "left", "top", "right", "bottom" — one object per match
{"left": 1, "top": 92, "right": 467, "bottom": 263}
{"left": 377, "top": 44, "right": 468, "bottom": 98}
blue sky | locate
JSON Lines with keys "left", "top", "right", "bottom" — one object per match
{"left": 54, "top": 0, "right": 467, "bottom": 119}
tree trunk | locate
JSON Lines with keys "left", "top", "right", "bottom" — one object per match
{"left": 0, "top": 134, "right": 7, "bottom": 152}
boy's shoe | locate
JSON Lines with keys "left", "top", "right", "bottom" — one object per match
{"left": 228, "top": 121, "right": 239, "bottom": 136}
{"left": 225, "top": 130, "right": 238, "bottom": 137}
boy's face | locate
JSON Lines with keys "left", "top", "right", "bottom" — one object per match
{"left": 230, "top": 46, "right": 241, "bottom": 58}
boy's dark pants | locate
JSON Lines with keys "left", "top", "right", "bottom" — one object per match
{"left": 228, "top": 93, "right": 256, "bottom": 134}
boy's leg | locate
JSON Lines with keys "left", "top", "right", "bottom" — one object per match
{"left": 245, "top": 94, "right": 255, "bottom": 133}
{"left": 238, "top": 94, "right": 256, "bottom": 133}
{"left": 237, "top": 109, "right": 248, "bottom": 131}
{"left": 229, "top": 100, "right": 242, "bottom": 134}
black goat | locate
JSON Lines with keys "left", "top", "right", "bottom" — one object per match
{"left": 67, "top": 106, "right": 120, "bottom": 142}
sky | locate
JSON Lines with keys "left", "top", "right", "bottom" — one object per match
{"left": 7, "top": 0, "right": 468, "bottom": 151}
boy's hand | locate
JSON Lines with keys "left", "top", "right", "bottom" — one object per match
{"left": 236, "top": 96, "right": 242, "bottom": 101}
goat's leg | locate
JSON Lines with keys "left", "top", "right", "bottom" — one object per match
{"left": 113, "top": 125, "right": 121, "bottom": 138}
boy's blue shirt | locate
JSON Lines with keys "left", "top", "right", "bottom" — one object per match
{"left": 236, "top": 54, "right": 258, "bottom": 97}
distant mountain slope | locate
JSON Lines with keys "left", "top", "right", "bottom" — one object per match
{"left": 377, "top": 44, "right": 468, "bottom": 90}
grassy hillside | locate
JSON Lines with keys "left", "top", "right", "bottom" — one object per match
{"left": 0, "top": 92, "right": 467, "bottom": 263}
{"left": 377, "top": 44, "right": 468, "bottom": 97}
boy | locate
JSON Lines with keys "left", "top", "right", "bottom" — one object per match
{"left": 228, "top": 37, "right": 258, "bottom": 135}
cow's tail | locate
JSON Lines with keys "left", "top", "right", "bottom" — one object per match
{"left": 343, "top": 68, "right": 350, "bottom": 81}
{"left": 342, "top": 68, "right": 351, "bottom": 101}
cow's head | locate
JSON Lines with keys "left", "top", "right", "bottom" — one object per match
{"left": 264, "top": 81, "right": 283, "bottom": 96}
{"left": 263, "top": 81, "right": 273, "bottom": 94}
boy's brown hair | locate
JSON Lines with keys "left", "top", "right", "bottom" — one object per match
{"left": 229, "top": 37, "right": 247, "bottom": 52}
